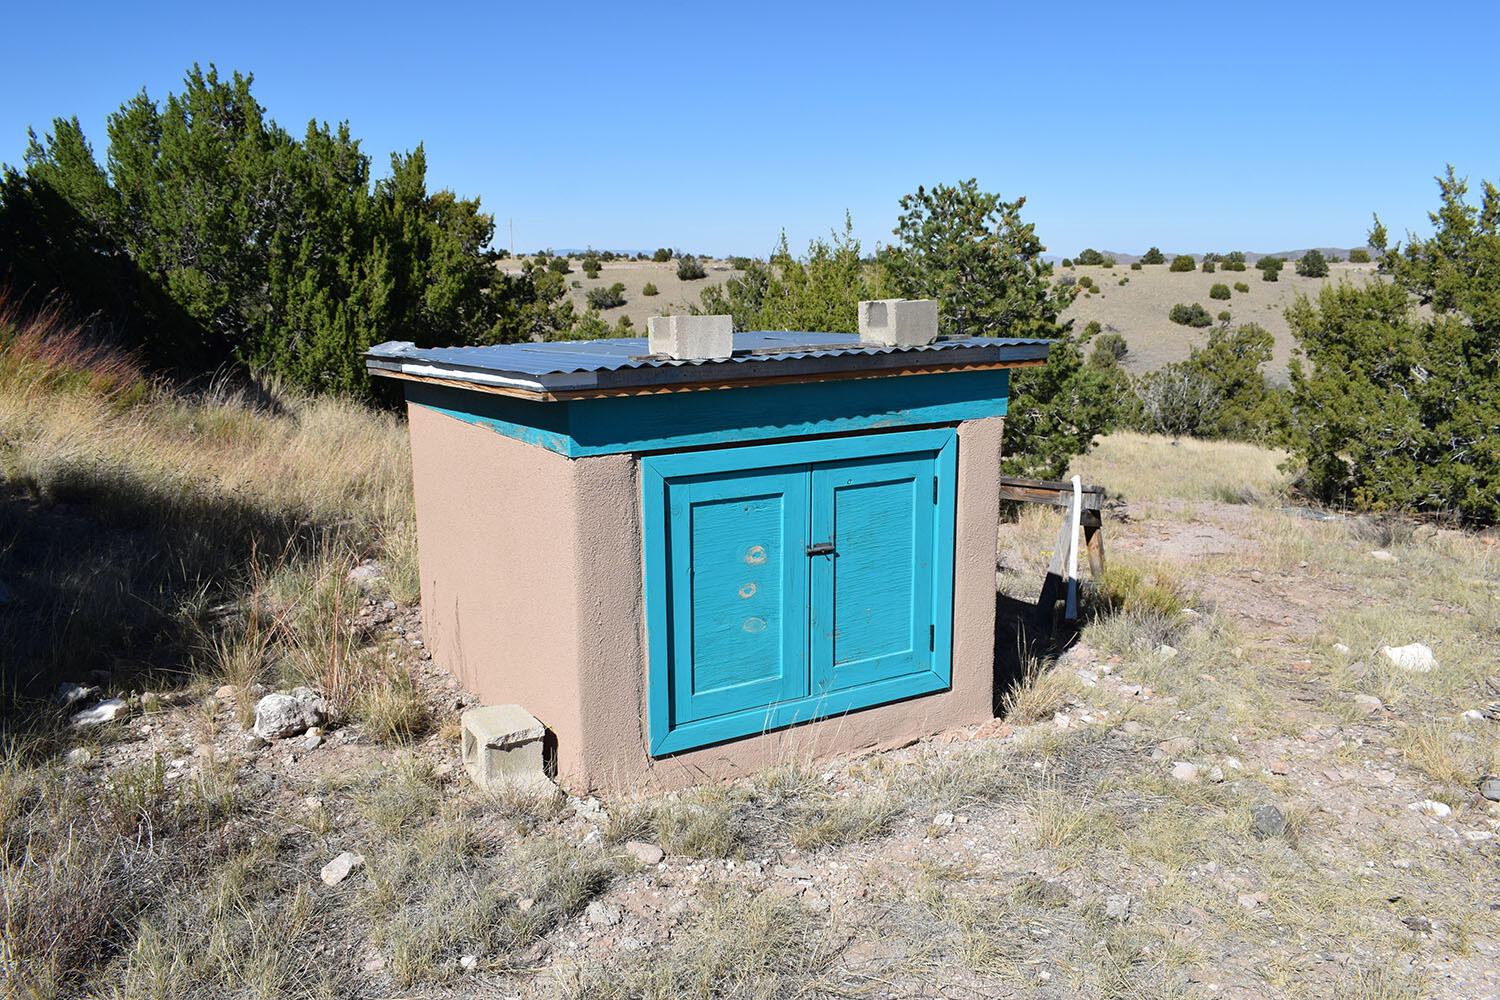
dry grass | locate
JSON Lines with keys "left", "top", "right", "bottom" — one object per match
{"left": 1069, "top": 430, "right": 1292, "bottom": 504}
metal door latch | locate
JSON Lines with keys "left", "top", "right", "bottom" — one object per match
{"left": 805, "top": 541, "right": 835, "bottom": 556}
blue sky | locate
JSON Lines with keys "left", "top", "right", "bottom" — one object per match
{"left": 2, "top": 1, "right": 1495, "bottom": 258}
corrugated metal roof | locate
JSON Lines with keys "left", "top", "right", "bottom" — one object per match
{"left": 365, "top": 331, "right": 1052, "bottom": 395}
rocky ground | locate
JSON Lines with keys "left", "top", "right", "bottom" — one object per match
{"left": 37, "top": 489, "right": 1500, "bottom": 999}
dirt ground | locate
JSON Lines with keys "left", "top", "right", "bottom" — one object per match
{"left": 39, "top": 435, "right": 1499, "bottom": 999}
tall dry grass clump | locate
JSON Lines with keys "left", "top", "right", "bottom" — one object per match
{"left": 0, "top": 293, "right": 417, "bottom": 701}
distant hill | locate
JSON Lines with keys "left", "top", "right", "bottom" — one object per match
{"left": 1054, "top": 247, "right": 1373, "bottom": 265}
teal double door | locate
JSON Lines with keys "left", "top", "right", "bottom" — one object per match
{"left": 642, "top": 428, "right": 958, "bottom": 755}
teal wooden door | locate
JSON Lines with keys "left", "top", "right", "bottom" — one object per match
{"left": 664, "top": 466, "right": 809, "bottom": 726}
{"left": 643, "top": 429, "right": 957, "bottom": 755}
{"left": 810, "top": 451, "right": 937, "bottom": 696}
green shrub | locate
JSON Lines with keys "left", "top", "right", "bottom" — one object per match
{"left": 1076, "top": 248, "right": 1106, "bottom": 265}
{"left": 1168, "top": 302, "right": 1213, "bottom": 327}
{"left": 1060, "top": 257, "right": 1072, "bottom": 267}
{"left": 548, "top": 257, "right": 571, "bottom": 275}
{"left": 642, "top": 282, "right": 659, "bottom": 296}
{"left": 1130, "top": 261, "right": 1142, "bottom": 270}
{"left": 1234, "top": 281, "right": 1249, "bottom": 293}
{"left": 677, "top": 256, "right": 707, "bottom": 280}
{"left": 1089, "top": 332, "right": 1128, "bottom": 367}
{"left": 1256, "top": 256, "right": 1284, "bottom": 282}
{"left": 1222, "top": 259, "right": 1247, "bottom": 271}
{"left": 1209, "top": 283, "right": 1231, "bottom": 300}
{"left": 1217, "top": 309, "right": 1231, "bottom": 323}
{"left": 652, "top": 247, "right": 673, "bottom": 262}
{"left": 1134, "top": 323, "right": 1289, "bottom": 441}
{"left": 585, "top": 282, "right": 626, "bottom": 309}
{"left": 1348, "top": 248, "right": 1371, "bottom": 263}
{"left": 1077, "top": 275, "right": 1095, "bottom": 290}
{"left": 1287, "top": 168, "right": 1500, "bottom": 523}
{"left": 1140, "top": 247, "right": 1165, "bottom": 264}
{"left": 1169, "top": 254, "right": 1197, "bottom": 272}
{"left": 1202, "top": 259, "right": 1216, "bottom": 273}
{"left": 1295, "top": 248, "right": 1329, "bottom": 277}
{"left": 581, "top": 257, "right": 601, "bottom": 279}
{"left": 1102, "top": 258, "right": 1116, "bottom": 268}
{"left": 728, "top": 256, "right": 752, "bottom": 270}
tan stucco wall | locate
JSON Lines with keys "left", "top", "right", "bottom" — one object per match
{"left": 407, "top": 404, "right": 588, "bottom": 775}
{"left": 409, "top": 404, "right": 1006, "bottom": 793}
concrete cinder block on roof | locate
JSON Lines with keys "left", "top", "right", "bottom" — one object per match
{"left": 461, "top": 704, "right": 548, "bottom": 788}
{"left": 648, "top": 314, "right": 734, "bottom": 360}
{"left": 858, "top": 298, "right": 939, "bottom": 348}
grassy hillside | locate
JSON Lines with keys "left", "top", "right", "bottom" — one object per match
{"left": 4, "top": 308, "right": 1498, "bottom": 998}
{"left": 1058, "top": 260, "right": 1380, "bottom": 378}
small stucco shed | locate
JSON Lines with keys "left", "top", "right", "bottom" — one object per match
{"left": 367, "top": 319, "right": 1050, "bottom": 791}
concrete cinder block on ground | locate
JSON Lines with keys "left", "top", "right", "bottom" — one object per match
{"left": 462, "top": 704, "right": 548, "bottom": 788}
{"left": 858, "top": 298, "right": 940, "bottom": 347}
{"left": 647, "top": 314, "right": 734, "bottom": 360}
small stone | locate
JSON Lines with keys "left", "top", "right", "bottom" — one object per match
{"left": 1332, "top": 643, "right": 1351, "bottom": 656}
{"left": 245, "top": 734, "right": 270, "bottom": 750}
{"left": 1368, "top": 549, "right": 1397, "bottom": 562}
{"left": 618, "top": 935, "right": 644, "bottom": 952}
{"left": 802, "top": 889, "right": 830, "bottom": 913}
{"left": 55, "top": 682, "right": 100, "bottom": 707}
{"left": 302, "top": 733, "right": 324, "bottom": 750}
{"left": 459, "top": 954, "right": 479, "bottom": 971}
{"left": 253, "top": 688, "right": 329, "bottom": 739}
{"left": 1250, "top": 570, "right": 1264, "bottom": 583}
{"left": 1206, "top": 765, "right": 1225, "bottom": 783}
{"left": 1401, "top": 916, "right": 1434, "bottom": 934}
{"left": 1156, "top": 644, "right": 1178, "bottom": 660}
{"left": 65, "top": 747, "right": 93, "bottom": 767}
{"left": 70, "top": 698, "right": 128, "bottom": 728}
{"left": 932, "top": 812, "right": 956, "bottom": 826}
{"left": 320, "top": 851, "right": 365, "bottom": 886}
{"left": 624, "top": 841, "right": 664, "bottom": 865}
{"left": 347, "top": 561, "right": 385, "bottom": 590}
{"left": 362, "top": 953, "right": 386, "bottom": 973}
{"left": 1480, "top": 777, "right": 1500, "bottom": 802}
{"left": 1408, "top": 799, "right": 1452, "bottom": 818}
{"left": 1238, "top": 891, "right": 1268, "bottom": 911}
{"left": 1105, "top": 894, "right": 1131, "bottom": 921}
{"left": 214, "top": 684, "right": 236, "bottom": 699}
{"left": 382, "top": 600, "right": 398, "bottom": 611}
{"left": 1268, "top": 760, "right": 1290, "bottom": 775}
{"left": 1252, "top": 804, "right": 1288, "bottom": 840}
{"left": 1170, "top": 762, "right": 1200, "bottom": 783}
{"left": 1461, "top": 709, "right": 1485, "bottom": 724}
{"left": 1353, "top": 694, "right": 1384, "bottom": 715}
{"left": 1378, "top": 643, "right": 1436, "bottom": 674}
{"left": 517, "top": 897, "right": 535, "bottom": 913}
{"left": 586, "top": 901, "right": 622, "bottom": 927}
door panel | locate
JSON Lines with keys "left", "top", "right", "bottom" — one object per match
{"left": 811, "top": 454, "right": 936, "bottom": 693}
{"left": 665, "top": 467, "right": 809, "bottom": 727}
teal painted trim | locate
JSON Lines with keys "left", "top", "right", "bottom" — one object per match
{"left": 406, "top": 370, "right": 1008, "bottom": 458}
{"left": 643, "top": 428, "right": 958, "bottom": 756}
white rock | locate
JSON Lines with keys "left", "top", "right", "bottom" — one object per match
{"left": 1461, "top": 710, "right": 1486, "bottom": 724}
{"left": 1332, "top": 643, "right": 1351, "bottom": 655}
{"left": 1379, "top": 643, "right": 1436, "bottom": 673}
{"left": 65, "top": 747, "right": 93, "bottom": 767}
{"left": 70, "top": 698, "right": 128, "bottom": 728}
{"left": 55, "top": 682, "right": 100, "bottom": 707}
{"left": 932, "top": 812, "right": 955, "bottom": 826}
{"left": 253, "top": 688, "right": 329, "bottom": 739}
{"left": 1353, "top": 694, "right": 1384, "bottom": 715}
{"left": 1206, "top": 765, "right": 1226, "bottom": 783}
{"left": 458, "top": 955, "right": 479, "bottom": 972}
{"left": 586, "top": 901, "right": 622, "bottom": 927}
{"left": 1462, "top": 830, "right": 1494, "bottom": 842}
{"left": 1408, "top": 800, "right": 1452, "bottom": 819}
{"left": 1368, "top": 549, "right": 1397, "bottom": 561}
{"left": 624, "top": 841, "right": 664, "bottom": 865}
{"left": 302, "top": 733, "right": 324, "bottom": 750}
{"left": 1156, "top": 644, "right": 1179, "bottom": 660}
{"left": 1170, "top": 762, "right": 1200, "bottom": 783}
{"left": 1105, "top": 894, "right": 1131, "bottom": 921}
{"left": 347, "top": 561, "right": 385, "bottom": 589}
{"left": 320, "top": 851, "right": 365, "bottom": 886}
{"left": 618, "top": 935, "right": 644, "bottom": 952}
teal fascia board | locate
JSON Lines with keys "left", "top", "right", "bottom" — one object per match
{"left": 405, "top": 368, "right": 1009, "bottom": 457}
